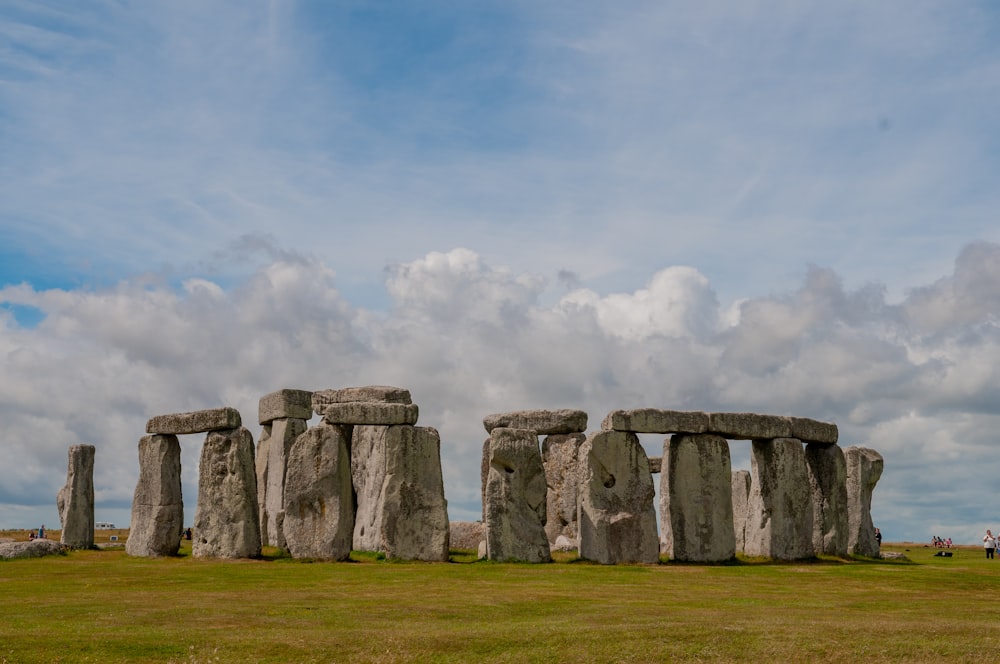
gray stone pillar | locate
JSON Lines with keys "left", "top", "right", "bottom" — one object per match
{"left": 660, "top": 434, "right": 735, "bottom": 562}
{"left": 732, "top": 470, "right": 751, "bottom": 554}
{"left": 744, "top": 438, "right": 814, "bottom": 560}
{"left": 805, "top": 443, "right": 848, "bottom": 557}
{"left": 126, "top": 434, "right": 183, "bottom": 557}
{"left": 578, "top": 430, "right": 658, "bottom": 564}
{"left": 282, "top": 422, "right": 355, "bottom": 560}
{"left": 57, "top": 444, "right": 95, "bottom": 549}
{"left": 257, "top": 417, "right": 308, "bottom": 549}
{"left": 844, "top": 446, "right": 883, "bottom": 557}
{"left": 193, "top": 427, "right": 261, "bottom": 559}
{"left": 484, "top": 427, "right": 550, "bottom": 563}
{"left": 542, "top": 433, "right": 585, "bottom": 549}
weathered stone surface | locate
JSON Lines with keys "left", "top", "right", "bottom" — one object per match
{"left": 312, "top": 385, "right": 412, "bottom": 412}
{"left": 127, "top": 434, "right": 183, "bottom": 557}
{"left": 146, "top": 407, "right": 242, "bottom": 435}
{"left": 845, "top": 446, "right": 884, "bottom": 557}
{"left": 449, "top": 521, "right": 486, "bottom": 551}
{"left": 541, "top": 433, "right": 586, "bottom": 547}
{"left": 578, "top": 430, "right": 659, "bottom": 564}
{"left": 378, "top": 425, "right": 450, "bottom": 561}
{"left": 256, "top": 417, "right": 308, "bottom": 548}
{"left": 258, "top": 389, "right": 314, "bottom": 424}
{"left": 484, "top": 428, "right": 551, "bottom": 563}
{"left": 322, "top": 402, "right": 418, "bottom": 426}
{"left": 601, "top": 409, "right": 709, "bottom": 434}
{"left": 351, "top": 424, "right": 449, "bottom": 561}
{"left": 732, "top": 470, "right": 751, "bottom": 553}
{"left": 744, "top": 438, "right": 814, "bottom": 560}
{"left": 0, "top": 539, "right": 66, "bottom": 560}
{"left": 352, "top": 425, "right": 390, "bottom": 552}
{"left": 648, "top": 456, "right": 662, "bottom": 474}
{"left": 483, "top": 410, "right": 588, "bottom": 435}
{"left": 660, "top": 434, "right": 735, "bottom": 562}
{"left": 790, "top": 417, "right": 838, "bottom": 446}
{"left": 193, "top": 427, "right": 261, "bottom": 559}
{"left": 480, "top": 437, "right": 490, "bottom": 522}
{"left": 708, "top": 413, "right": 793, "bottom": 440}
{"left": 57, "top": 444, "right": 95, "bottom": 549}
{"left": 805, "top": 443, "right": 849, "bottom": 556}
{"left": 282, "top": 422, "right": 354, "bottom": 560}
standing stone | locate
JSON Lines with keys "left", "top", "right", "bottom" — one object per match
{"left": 578, "top": 430, "right": 659, "bottom": 564}
{"left": 542, "top": 433, "right": 585, "bottom": 548}
{"left": 282, "top": 422, "right": 354, "bottom": 560}
{"left": 744, "top": 438, "right": 814, "bottom": 561}
{"left": 731, "top": 470, "right": 751, "bottom": 554}
{"left": 193, "top": 427, "right": 261, "bottom": 559}
{"left": 378, "top": 425, "right": 450, "bottom": 561}
{"left": 256, "top": 417, "right": 308, "bottom": 549}
{"left": 844, "top": 446, "right": 884, "bottom": 557}
{"left": 661, "top": 434, "right": 734, "bottom": 562}
{"left": 352, "top": 425, "right": 390, "bottom": 552}
{"left": 484, "top": 428, "right": 551, "bottom": 563}
{"left": 57, "top": 445, "right": 96, "bottom": 549}
{"left": 126, "top": 435, "right": 183, "bottom": 557}
{"left": 805, "top": 443, "right": 849, "bottom": 557}
{"left": 480, "top": 437, "right": 490, "bottom": 522}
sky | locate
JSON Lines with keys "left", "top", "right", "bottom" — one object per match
{"left": 1, "top": 1, "right": 999, "bottom": 545}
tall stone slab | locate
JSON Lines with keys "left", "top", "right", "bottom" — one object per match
{"left": 193, "top": 427, "right": 261, "bottom": 559}
{"left": 542, "top": 433, "right": 585, "bottom": 548}
{"left": 378, "top": 425, "right": 450, "bottom": 561}
{"left": 57, "top": 444, "right": 96, "bottom": 549}
{"left": 352, "top": 425, "right": 390, "bottom": 552}
{"left": 256, "top": 417, "right": 308, "bottom": 549}
{"left": 484, "top": 428, "right": 551, "bottom": 563}
{"left": 732, "top": 470, "right": 751, "bottom": 553}
{"left": 282, "top": 422, "right": 354, "bottom": 560}
{"left": 805, "top": 443, "right": 849, "bottom": 557}
{"left": 844, "top": 446, "right": 884, "bottom": 557}
{"left": 578, "top": 430, "right": 658, "bottom": 564}
{"left": 660, "top": 434, "right": 735, "bottom": 562}
{"left": 744, "top": 438, "right": 814, "bottom": 561}
{"left": 127, "top": 434, "right": 183, "bottom": 557}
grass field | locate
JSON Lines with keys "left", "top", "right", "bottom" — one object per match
{"left": 1, "top": 534, "right": 999, "bottom": 663}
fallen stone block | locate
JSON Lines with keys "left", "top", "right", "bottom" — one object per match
{"left": 258, "top": 389, "right": 314, "bottom": 424}
{"left": 483, "top": 409, "right": 588, "bottom": 435}
{"left": 146, "top": 407, "right": 242, "bottom": 435}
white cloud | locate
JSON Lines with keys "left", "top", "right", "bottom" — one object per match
{"left": 3, "top": 242, "right": 999, "bottom": 543}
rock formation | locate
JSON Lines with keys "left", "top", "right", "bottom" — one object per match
{"left": 484, "top": 427, "right": 551, "bottom": 563}
{"left": 193, "top": 427, "right": 261, "bottom": 559}
{"left": 744, "top": 438, "right": 814, "bottom": 560}
{"left": 731, "top": 469, "right": 751, "bottom": 553}
{"left": 57, "top": 444, "right": 95, "bottom": 549}
{"left": 805, "top": 443, "right": 849, "bottom": 557}
{"left": 542, "top": 432, "right": 585, "bottom": 548}
{"left": 660, "top": 434, "right": 734, "bottom": 562}
{"left": 127, "top": 434, "right": 183, "bottom": 557}
{"left": 577, "top": 430, "right": 658, "bottom": 564}
{"left": 844, "top": 446, "right": 884, "bottom": 557}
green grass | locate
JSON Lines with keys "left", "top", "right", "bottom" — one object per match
{"left": 1, "top": 541, "right": 999, "bottom": 662}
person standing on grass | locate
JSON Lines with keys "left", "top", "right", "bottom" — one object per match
{"left": 985, "top": 530, "right": 995, "bottom": 559}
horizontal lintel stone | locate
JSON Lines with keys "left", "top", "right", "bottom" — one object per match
{"left": 483, "top": 409, "right": 588, "bottom": 435}
{"left": 789, "top": 417, "right": 838, "bottom": 445}
{"left": 146, "top": 407, "right": 242, "bottom": 435}
{"left": 258, "top": 389, "right": 314, "bottom": 424}
{"left": 322, "top": 402, "right": 418, "bottom": 426}
{"left": 601, "top": 409, "right": 709, "bottom": 434}
{"left": 312, "top": 385, "right": 412, "bottom": 414}
{"left": 707, "top": 412, "right": 792, "bottom": 440}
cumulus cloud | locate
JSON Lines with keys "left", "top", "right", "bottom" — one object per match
{"left": 2, "top": 243, "right": 1000, "bottom": 543}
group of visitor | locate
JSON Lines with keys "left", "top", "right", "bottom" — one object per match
{"left": 932, "top": 535, "right": 952, "bottom": 548}
{"left": 27, "top": 525, "right": 45, "bottom": 541}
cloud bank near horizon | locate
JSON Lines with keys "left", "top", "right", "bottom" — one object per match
{"left": 2, "top": 241, "right": 999, "bottom": 543}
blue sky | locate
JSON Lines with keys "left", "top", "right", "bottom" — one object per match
{"left": 1, "top": 1, "right": 1000, "bottom": 544}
